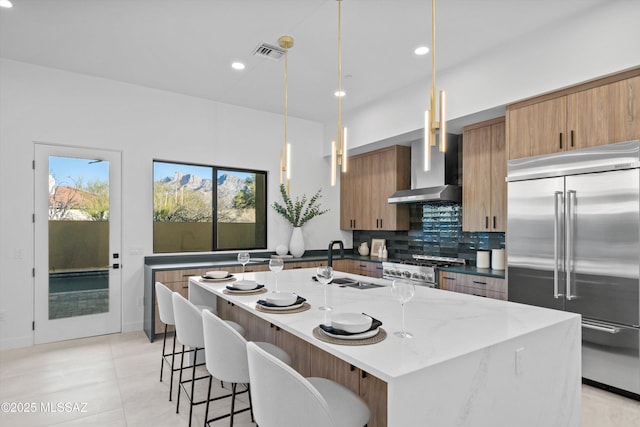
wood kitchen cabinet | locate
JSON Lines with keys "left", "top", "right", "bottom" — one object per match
{"left": 462, "top": 117, "right": 506, "bottom": 232}
{"left": 340, "top": 145, "right": 410, "bottom": 231}
{"left": 154, "top": 268, "right": 211, "bottom": 334}
{"left": 507, "top": 69, "right": 640, "bottom": 159}
{"left": 348, "top": 260, "right": 384, "bottom": 278}
{"left": 332, "top": 259, "right": 383, "bottom": 278}
{"left": 439, "top": 271, "right": 506, "bottom": 300}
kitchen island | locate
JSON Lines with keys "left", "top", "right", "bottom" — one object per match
{"left": 188, "top": 268, "right": 580, "bottom": 427}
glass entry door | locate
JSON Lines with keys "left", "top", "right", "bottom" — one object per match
{"left": 34, "top": 144, "right": 122, "bottom": 344}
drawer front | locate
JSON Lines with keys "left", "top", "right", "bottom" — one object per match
{"left": 439, "top": 271, "right": 506, "bottom": 300}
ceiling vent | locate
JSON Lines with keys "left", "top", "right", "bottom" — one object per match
{"left": 252, "top": 42, "right": 286, "bottom": 61}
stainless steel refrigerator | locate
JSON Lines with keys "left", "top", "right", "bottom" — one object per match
{"left": 507, "top": 140, "right": 640, "bottom": 396}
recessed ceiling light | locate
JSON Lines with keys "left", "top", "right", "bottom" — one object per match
{"left": 414, "top": 46, "right": 430, "bottom": 56}
{"left": 231, "top": 62, "right": 245, "bottom": 71}
{"left": 334, "top": 91, "right": 346, "bottom": 97}
{"left": 0, "top": 0, "right": 13, "bottom": 8}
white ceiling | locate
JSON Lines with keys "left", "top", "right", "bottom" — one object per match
{"left": 0, "top": 0, "right": 610, "bottom": 123}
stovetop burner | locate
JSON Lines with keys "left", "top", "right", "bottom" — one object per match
{"left": 382, "top": 256, "right": 465, "bottom": 288}
{"left": 402, "top": 255, "right": 466, "bottom": 268}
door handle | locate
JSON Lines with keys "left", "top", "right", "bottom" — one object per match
{"left": 566, "top": 190, "right": 576, "bottom": 300}
{"left": 553, "top": 191, "right": 564, "bottom": 298}
{"left": 582, "top": 320, "right": 620, "bottom": 334}
{"left": 101, "top": 264, "right": 120, "bottom": 269}
{"left": 485, "top": 216, "right": 489, "bottom": 229}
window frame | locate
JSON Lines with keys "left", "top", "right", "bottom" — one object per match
{"left": 152, "top": 159, "right": 268, "bottom": 253}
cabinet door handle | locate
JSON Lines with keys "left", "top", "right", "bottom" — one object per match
{"left": 493, "top": 216, "right": 496, "bottom": 229}
{"left": 485, "top": 216, "right": 489, "bottom": 229}
{"left": 473, "top": 294, "right": 487, "bottom": 298}
{"left": 559, "top": 132, "right": 563, "bottom": 149}
{"left": 570, "top": 130, "right": 574, "bottom": 147}
{"left": 442, "top": 276, "right": 456, "bottom": 281}
{"left": 379, "top": 218, "right": 383, "bottom": 228}
{"left": 472, "top": 280, "right": 487, "bottom": 285}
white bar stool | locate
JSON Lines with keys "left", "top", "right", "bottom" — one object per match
{"left": 155, "top": 281, "right": 186, "bottom": 401}
{"left": 172, "top": 293, "right": 245, "bottom": 427}
{"left": 201, "top": 309, "right": 292, "bottom": 426}
{"left": 247, "top": 341, "right": 370, "bottom": 427}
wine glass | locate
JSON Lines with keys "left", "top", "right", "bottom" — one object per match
{"left": 316, "top": 266, "right": 334, "bottom": 311}
{"left": 237, "top": 252, "right": 250, "bottom": 281}
{"left": 269, "top": 258, "right": 284, "bottom": 292}
{"left": 391, "top": 280, "right": 415, "bottom": 338}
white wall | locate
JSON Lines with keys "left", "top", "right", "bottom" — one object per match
{"left": 0, "top": 59, "right": 347, "bottom": 350}
{"left": 326, "top": 0, "right": 640, "bottom": 152}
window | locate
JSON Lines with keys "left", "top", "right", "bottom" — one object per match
{"left": 153, "top": 161, "right": 267, "bottom": 253}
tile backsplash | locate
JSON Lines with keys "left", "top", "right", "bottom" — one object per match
{"left": 353, "top": 203, "right": 505, "bottom": 266}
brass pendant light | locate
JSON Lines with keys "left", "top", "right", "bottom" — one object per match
{"left": 424, "top": 0, "right": 446, "bottom": 171}
{"left": 331, "top": 0, "right": 347, "bottom": 187}
{"left": 279, "top": 35, "right": 294, "bottom": 194}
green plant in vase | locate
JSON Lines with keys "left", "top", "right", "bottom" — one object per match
{"left": 272, "top": 184, "right": 329, "bottom": 257}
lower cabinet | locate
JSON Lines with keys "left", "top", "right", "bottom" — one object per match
{"left": 439, "top": 271, "right": 507, "bottom": 300}
{"left": 217, "top": 299, "right": 388, "bottom": 427}
{"left": 149, "top": 261, "right": 310, "bottom": 338}
{"left": 337, "top": 259, "right": 383, "bottom": 278}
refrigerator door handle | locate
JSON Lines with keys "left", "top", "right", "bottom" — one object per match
{"left": 582, "top": 320, "right": 621, "bottom": 334}
{"left": 553, "top": 191, "right": 564, "bottom": 298}
{"left": 566, "top": 190, "right": 577, "bottom": 300}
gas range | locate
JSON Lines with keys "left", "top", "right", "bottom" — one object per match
{"left": 382, "top": 255, "right": 465, "bottom": 288}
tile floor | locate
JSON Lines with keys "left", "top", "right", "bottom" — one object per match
{"left": 0, "top": 331, "right": 638, "bottom": 427}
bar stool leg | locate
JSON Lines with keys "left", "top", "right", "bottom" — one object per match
{"left": 160, "top": 323, "right": 168, "bottom": 382}
{"left": 176, "top": 344, "right": 185, "bottom": 414}
{"left": 169, "top": 331, "right": 177, "bottom": 401}
{"left": 247, "top": 384, "right": 254, "bottom": 422}
{"left": 188, "top": 347, "right": 198, "bottom": 427}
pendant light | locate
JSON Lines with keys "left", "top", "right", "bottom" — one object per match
{"left": 331, "top": 0, "right": 347, "bottom": 187}
{"left": 279, "top": 35, "right": 294, "bottom": 194}
{"left": 424, "top": 0, "right": 446, "bottom": 171}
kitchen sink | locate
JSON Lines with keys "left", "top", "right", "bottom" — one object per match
{"left": 332, "top": 277, "right": 385, "bottom": 290}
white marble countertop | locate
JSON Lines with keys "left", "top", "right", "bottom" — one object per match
{"left": 189, "top": 268, "right": 579, "bottom": 382}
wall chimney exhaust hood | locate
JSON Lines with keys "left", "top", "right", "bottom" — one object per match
{"left": 388, "top": 134, "right": 460, "bottom": 204}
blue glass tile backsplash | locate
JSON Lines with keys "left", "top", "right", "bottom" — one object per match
{"left": 353, "top": 203, "right": 505, "bottom": 266}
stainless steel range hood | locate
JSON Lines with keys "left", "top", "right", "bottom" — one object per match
{"left": 387, "top": 185, "right": 461, "bottom": 204}
{"left": 388, "top": 134, "right": 461, "bottom": 204}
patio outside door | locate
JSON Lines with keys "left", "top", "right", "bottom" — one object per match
{"left": 34, "top": 144, "right": 122, "bottom": 344}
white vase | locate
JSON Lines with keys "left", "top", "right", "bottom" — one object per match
{"left": 289, "top": 227, "right": 305, "bottom": 258}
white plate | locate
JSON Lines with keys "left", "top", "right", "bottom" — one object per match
{"left": 225, "top": 284, "right": 264, "bottom": 293}
{"left": 320, "top": 326, "right": 380, "bottom": 340}
{"left": 232, "top": 279, "right": 259, "bottom": 290}
{"left": 205, "top": 270, "right": 229, "bottom": 279}
{"left": 256, "top": 301, "right": 304, "bottom": 311}
{"left": 331, "top": 313, "right": 373, "bottom": 333}
{"left": 264, "top": 292, "right": 298, "bottom": 306}
{"left": 201, "top": 276, "right": 237, "bottom": 283}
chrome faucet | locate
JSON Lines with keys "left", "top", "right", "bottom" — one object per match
{"left": 327, "top": 240, "right": 344, "bottom": 268}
